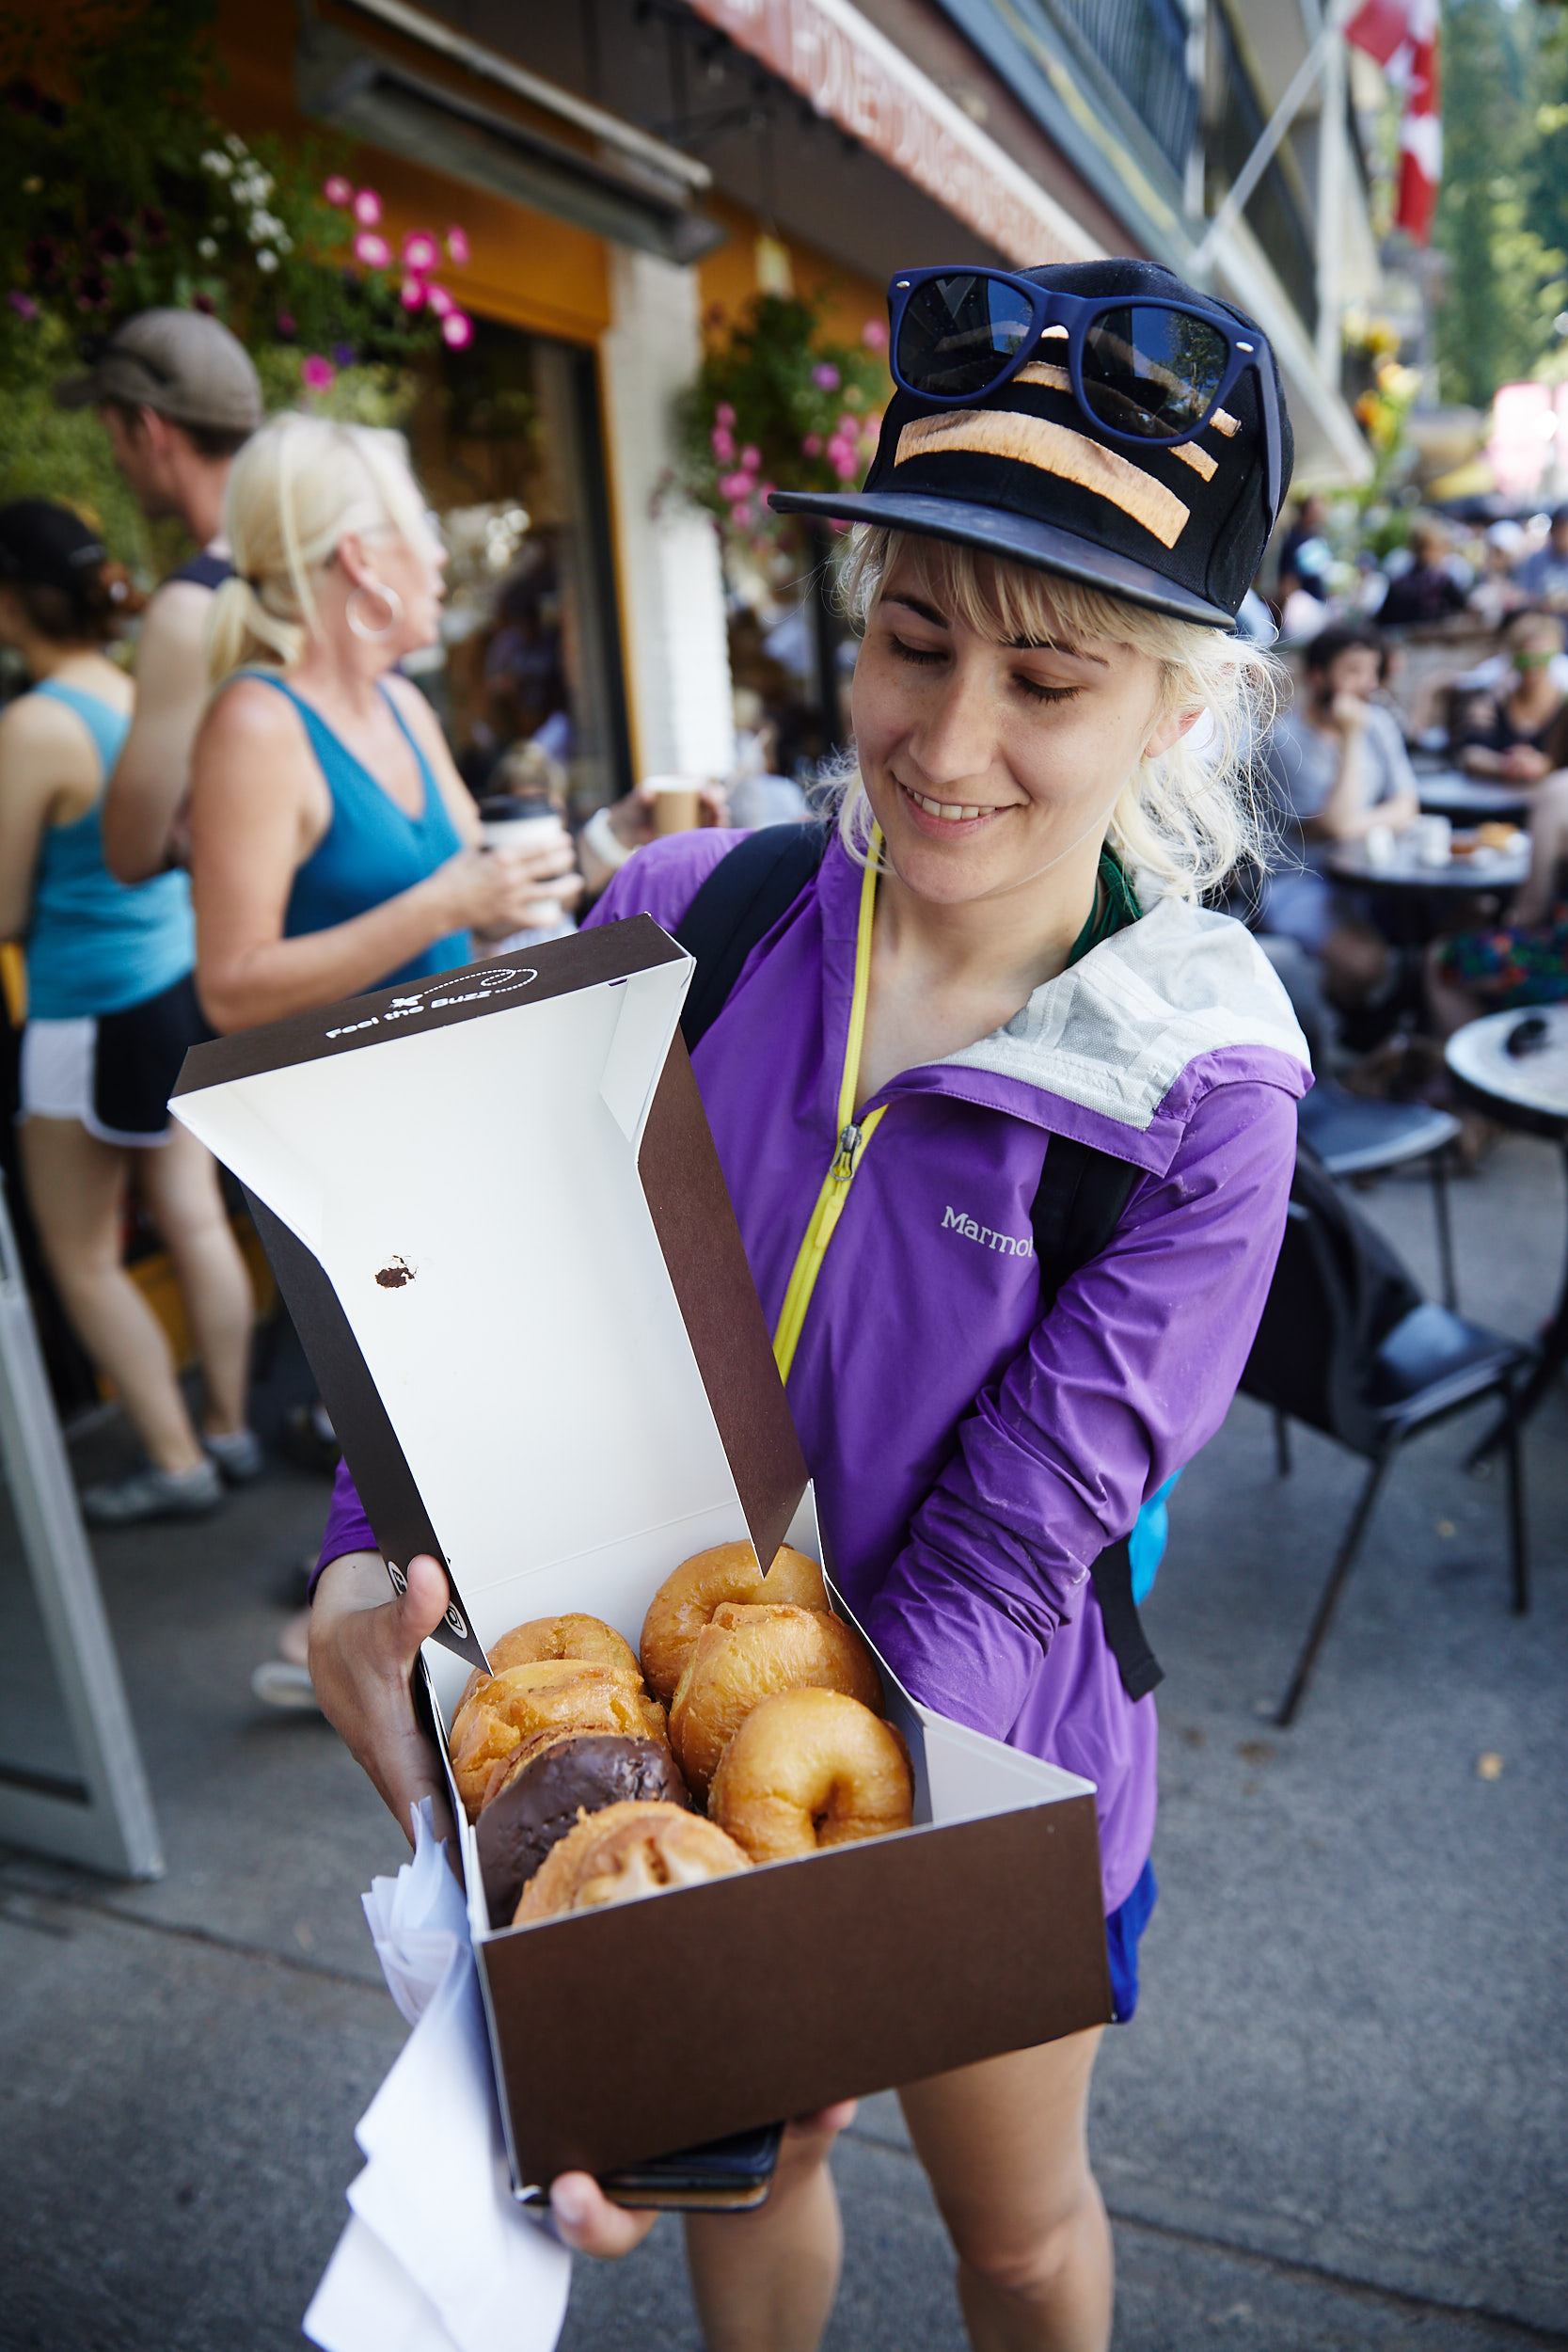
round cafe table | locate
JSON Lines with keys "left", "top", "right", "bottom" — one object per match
{"left": 1414, "top": 770, "right": 1531, "bottom": 826}
{"left": 1325, "top": 836, "right": 1530, "bottom": 895}
{"left": 1446, "top": 1002, "right": 1568, "bottom": 1453}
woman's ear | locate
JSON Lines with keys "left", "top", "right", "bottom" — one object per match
{"left": 1143, "top": 702, "right": 1206, "bottom": 762}
{"left": 333, "top": 532, "right": 376, "bottom": 593}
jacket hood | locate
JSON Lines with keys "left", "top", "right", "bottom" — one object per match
{"left": 940, "top": 894, "right": 1310, "bottom": 1135}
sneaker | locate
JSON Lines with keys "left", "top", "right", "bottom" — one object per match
{"left": 251, "top": 1659, "right": 321, "bottom": 1711}
{"left": 81, "top": 1458, "right": 224, "bottom": 1525}
{"left": 204, "top": 1427, "right": 264, "bottom": 1484}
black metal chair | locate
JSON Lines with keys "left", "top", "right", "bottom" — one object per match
{"left": 1241, "top": 1174, "right": 1531, "bottom": 1728}
{"left": 1297, "top": 1080, "right": 1462, "bottom": 1308}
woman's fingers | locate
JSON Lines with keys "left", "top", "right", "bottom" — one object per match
{"left": 309, "top": 1549, "right": 456, "bottom": 1846}
{"left": 548, "top": 2172, "right": 661, "bottom": 2257}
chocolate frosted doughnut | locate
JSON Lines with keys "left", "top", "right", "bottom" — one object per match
{"left": 478, "top": 1732, "right": 689, "bottom": 1927}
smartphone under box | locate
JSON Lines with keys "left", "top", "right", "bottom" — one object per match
{"left": 170, "top": 921, "right": 1112, "bottom": 2197}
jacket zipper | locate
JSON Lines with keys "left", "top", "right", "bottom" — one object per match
{"left": 772, "top": 835, "right": 886, "bottom": 1385}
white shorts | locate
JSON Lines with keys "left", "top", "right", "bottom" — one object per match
{"left": 17, "top": 974, "right": 207, "bottom": 1148}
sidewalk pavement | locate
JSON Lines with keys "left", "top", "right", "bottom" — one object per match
{"left": 2, "top": 1135, "right": 1564, "bottom": 2350}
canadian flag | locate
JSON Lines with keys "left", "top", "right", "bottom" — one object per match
{"left": 1345, "top": 0, "right": 1441, "bottom": 244}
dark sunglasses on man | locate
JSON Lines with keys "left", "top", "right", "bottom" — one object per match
{"left": 887, "top": 266, "right": 1286, "bottom": 535}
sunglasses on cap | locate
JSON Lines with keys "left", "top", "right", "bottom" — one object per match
{"left": 887, "top": 267, "right": 1285, "bottom": 534}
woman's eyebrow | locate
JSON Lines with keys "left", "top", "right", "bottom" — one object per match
{"left": 884, "top": 593, "right": 949, "bottom": 628}
{"left": 1006, "top": 632, "right": 1108, "bottom": 665}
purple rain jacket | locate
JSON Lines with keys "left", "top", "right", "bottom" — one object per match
{"left": 320, "top": 829, "right": 1310, "bottom": 1912}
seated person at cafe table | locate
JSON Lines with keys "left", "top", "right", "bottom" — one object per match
{"left": 1449, "top": 611, "right": 1568, "bottom": 786}
{"left": 306, "top": 259, "right": 1310, "bottom": 2351}
{"left": 1260, "top": 621, "right": 1419, "bottom": 1012}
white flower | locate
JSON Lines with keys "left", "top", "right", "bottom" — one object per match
{"left": 256, "top": 248, "right": 279, "bottom": 273}
{"left": 197, "top": 236, "right": 218, "bottom": 260}
{"left": 200, "top": 150, "right": 232, "bottom": 178}
{"left": 225, "top": 131, "right": 246, "bottom": 156}
{"left": 274, "top": 230, "right": 293, "bottom": 254}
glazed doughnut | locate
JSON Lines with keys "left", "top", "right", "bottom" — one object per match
{"left": 513, "top": 1799, "right": 750, "bottom": 1925}
{"left": 476, "top": 1730, "right": 689, "bottom": 1927}
{"left": 668, "top": 1601, "right": 883, "bottom": 1799}
{"left": 456, "top": 1614, "right": 640, "bottom": 1714}
{"left": 641, "top": 1542, "right": 827, "bottom": 1704}
{"left": 710, "top": 1687, "right": 913, "bottom": 1863}
{"left": 449, "top": 1660, "right": 667, "bottom": 1820}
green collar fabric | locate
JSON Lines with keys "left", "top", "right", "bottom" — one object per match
{"left": 1067, "top": 846, "right": 1140, "bottom": 969}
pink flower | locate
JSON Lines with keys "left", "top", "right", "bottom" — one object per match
{"left": 403, "top": 230, "right": 440, "bottom": 275}
{"left": 729, "top": 501, "right": 753, "bottom": 528}
{"left": 301, "top": 355, "right": 336, "bottom": 391}
{"left": 710, "top": 426, "right": 736, "bottom": 461}
{"left": 718, "top": 470, "right": 750, "bottom": 500}
{"left": 7, "top": 290, "right": 39, "bottom": 321}
{"left": 353, "top": 230, "right": 391, "bottom": 270}
{"left": 446, "top": 225, "right": 469, "bottom": 265}
{"left": 425, "top": 283, "right": 454, "bottom": 318}
{"left": 801, "top": 432, "right": 822, "bottom": 456}
{"left": 757, "top": 482, "right": 775, "bottom": 506}
{"left": 739, "top": 443, "right": 760, "bottom": 470}
{"left": 323, "top": 175, "right": 354, "bottom": 208}
{"left": 352, "top": 188, "right": 382, "bottom": 227}
{"left": 400, "top": 278, "right": 426, "bottom": 310}
{"left": 440, "top": 310, "right": 474, "bottom": 349}
{"left": 832, "top": 447, "right": 860, "bottom": 482}
{"left": 837, "top": 412, "right": 859, "bottom": 438}
{"left": 716, "top": 402, "right": 736, "bottom": 428}
{"left": 862, "top": 318, "right": 888, "bottom": 352}
{"left": 812, "top": 362, "right": 840, "bottom": 390}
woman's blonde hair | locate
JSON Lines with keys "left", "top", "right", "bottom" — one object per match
{"left": 831, "top": 529, "right": 1286, "bottom": 903}
{"left": 207, "top": 412, "right": 432, "bottom": 683}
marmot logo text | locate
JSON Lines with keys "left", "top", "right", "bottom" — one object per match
{"left": 942, "top": 1205, "right": 1034, "bottom": 1257}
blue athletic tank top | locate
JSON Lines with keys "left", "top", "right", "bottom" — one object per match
{"left": 24, "top": 680, "right": 195, "bottom": 1023}
{"left": 243, "top": 675, "right": 470, "bottom": 987}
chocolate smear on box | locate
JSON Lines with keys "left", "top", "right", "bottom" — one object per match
{"left": 480, "top": 1732, "right": 689, "bottom": 1928}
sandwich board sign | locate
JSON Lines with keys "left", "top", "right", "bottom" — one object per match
{"left": 0, "top": 1174, "right": 161, "bottom": 1880}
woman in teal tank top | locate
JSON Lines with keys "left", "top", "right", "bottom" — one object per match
{"left": 188, "top": 414, "right": 579, "bottom": 1033}
{"left": 0, "top": 500, "right": 256, "bottom": 1526}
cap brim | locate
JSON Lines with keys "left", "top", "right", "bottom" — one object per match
{"left": 52, "top": 372, "right": 100, "bottom": 411}
{"left": 768, "top": 488, "right": 1236, "bottom": 630}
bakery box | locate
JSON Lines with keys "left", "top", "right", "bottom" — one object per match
{"left": 171, "top": 921, "right": 1113, "bottom": 2191}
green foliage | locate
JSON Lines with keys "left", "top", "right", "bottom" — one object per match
{"left": 0, "top": 0, "right": 439, "bottom": 379}
{"left": 674, "top": 292, "right": 888, "bottom": 543}
{"left": 1433, "top": 0, "right": 1568, "bottom": 408}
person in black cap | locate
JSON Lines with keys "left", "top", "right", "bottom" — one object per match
{"left": 308, "top": 259, "right": 1309, "bottom": 2351}
{"left": 54, "top": 309, "right": 263, "bottom": 884}
{"left": 0, "top": 500, "right": 258, "bottom": 1522}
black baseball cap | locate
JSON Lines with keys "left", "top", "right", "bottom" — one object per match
{"left": 0, "top": 499, "right": 106, "bottom": 594}
{"left": 770, "top": 258, "right": 1294, "bottom": 630}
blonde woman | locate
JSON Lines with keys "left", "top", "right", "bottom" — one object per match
{"left": 190, "top": 415, "right": 576, "bottom": 1699}
{"left": 311, "top": 261, "right": 1309, "bottom": 2350}
{"left": 189, "top": 412, "right": 577, "bottom": 1034}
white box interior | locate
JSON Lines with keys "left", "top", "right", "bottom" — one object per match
{"left": 174, "top": 950, "right": 1095, "bottom": 1960}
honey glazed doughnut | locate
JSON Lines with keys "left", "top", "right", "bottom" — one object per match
{"left": 667, "top": 1599, "right": 883, "bottom": 1800}
{"left": 640, "top": 1541, "right": 827, "bottom": 1705}
{"left": 709, "top": 1686, "right": 913, "bottom": 1863}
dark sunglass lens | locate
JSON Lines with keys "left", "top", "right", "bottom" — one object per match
{"left": 1081, "top": 307, "right": 1228, "bottom": 439}
{"left": 896, "top": 276, "right": 1035, "bottom": 399}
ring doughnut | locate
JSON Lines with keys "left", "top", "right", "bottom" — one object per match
{"left": 667, "top": 1601, "right": 883, "bottom": 1799}
{"left": 513, "top": 1799, "right": 750, "bottom": 1924}
{"left": 449, "top": 1660, "right": 668, "bottom": 1820}
{"left": 709, "top": 1687, "right": 913, "bottom": 1863}
{"left": 477, "top": 1730, "right": 689, "bottom": 1926}
{"left": 640, "top": 1542, "right": 826, "bottom": 1705}
{"left": 456, "top": 1613, "right": 640, "bottom": 1715}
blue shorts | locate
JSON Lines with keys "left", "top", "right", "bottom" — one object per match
{"left": 1105, "top": 1859, "right": 1157, "bottom": 2024}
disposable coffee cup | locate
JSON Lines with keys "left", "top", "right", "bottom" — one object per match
{"left": 478, "top": 795, "right": 567, "bottom": 928}
{"left": 1415, "top": 814, "right": 1452, "bottom": 869}
{"left": 646, "top": 776, "right": 704, "bottom": 835}
{"left": 1364, "top": 824, "right": 1397, "bottom": 872}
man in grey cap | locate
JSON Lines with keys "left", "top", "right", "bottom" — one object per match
{"left": 55, "top": 310, "right": 263, "bottom": 882}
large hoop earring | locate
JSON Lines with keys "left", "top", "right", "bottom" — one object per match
{"left": 346, "top": 580, "right": 404, "bottom": 642}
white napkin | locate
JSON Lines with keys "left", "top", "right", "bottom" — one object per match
{"left": 304, "top": 1802, "right": 572, "bottom": 2352}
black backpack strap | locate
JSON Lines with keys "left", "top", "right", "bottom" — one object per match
{"left": 674, "top": 821, "right": 832, "bottom": 1056}
{"left": 1030, "top": 1136, "right": 1164, "bottom": 1703}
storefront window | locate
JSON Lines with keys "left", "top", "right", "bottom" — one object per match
{"left": 404, "top": 318, "right": 631, "bottom": 816}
